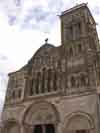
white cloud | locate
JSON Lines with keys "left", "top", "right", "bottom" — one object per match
{"left": 0, "top": 0, "right": 62, "bottom": 112}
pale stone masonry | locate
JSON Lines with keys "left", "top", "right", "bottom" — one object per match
{"left": 1, "top": 3, "right": 100, "bottom": 133}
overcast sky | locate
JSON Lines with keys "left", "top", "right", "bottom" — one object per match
{"left": 0, "top": 0, "right": 100, "bottom": 112}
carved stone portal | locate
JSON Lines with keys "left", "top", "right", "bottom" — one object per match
{"left": 23, "top": 101, "right": 59, "bottom": 126}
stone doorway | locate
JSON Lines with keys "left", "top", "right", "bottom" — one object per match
{"left": 67, "top": 130, "right": 89, "bottom": 133}
{"left": 64, "top": 112, "right": 94, "bottom": 133}
{"left": 75, "top": 130, "right": 89, "bottom": 133}
{"left": 34, "top": 124, "right": 55, "bottom": 133}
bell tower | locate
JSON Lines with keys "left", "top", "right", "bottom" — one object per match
{"left": 60, "top": 3, "right": 99, "bottom": 51}
{"left": 59, "top": 3, "right": 100, "bottom": 95}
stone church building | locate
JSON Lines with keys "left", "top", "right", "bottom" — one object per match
{"left": 1, "top": 3, "right": 100, "bottom": 133}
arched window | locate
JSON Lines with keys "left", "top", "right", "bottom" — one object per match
{"left": 69, "top": 47, "right": 73, "bottom": 56}
{"left": 71, "top": 76, "right": 76, "bottom": 87}
{"left": 77, "top": 44, "right": 82, "bottom": 53}
{"left": 80, "top": 74, "right": 87, "bottom": 86}
{"left": 18, "top": 89, "right": 21, "bottom": 98}
{"left": 76, "top": 76, "right": 80, "bottom": 87}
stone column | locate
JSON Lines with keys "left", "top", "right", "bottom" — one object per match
{"left": 0, "top": 123, "right": 4, "bottom": 133}
{"left": 51, "top": 70, "right": 55, "bottom": 92}
{"left": 22, "top": 124, "right": 33, "bottom": 133}
{"left": 41, "top": 68, "right": 46, "bottom": 93}
{"left": 61, "top": 72, "right": 66, "bottom": 93}
{"left": 72, "top": 24, "right": 76, "bottom": 40}
{"left": 34, "top": 72, "right": 37, "bottom": 95}
{"left": 47, "top": 69, "right": 51, "bottom": 92}
{"left": 44, "top": 70, "right": 48, "bottom": 92}
{"left": 57, "top": 71, "right": 61, "bottom": 92}
{"left": 32, "top": 78, "right": 36, "bottom": 95}
{"left": 21, "top": 77, "right": 26, "bottom": 100}
{"left": 81, "top": 21, "right": 86, "bottom": 37}
{"left": 38, "top": 72, "right": 42, "bottom": 94}
{"left": 20, "top": 124, "right": 25, "bottom": 133}
{"left": 42, "top": 125, "right": 45, "bottom": 133}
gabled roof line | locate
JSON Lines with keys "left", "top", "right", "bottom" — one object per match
{"left": 61, "top": 3, "right": 87, "bottom": 16}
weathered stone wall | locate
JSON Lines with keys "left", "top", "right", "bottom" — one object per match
{"left": 1, "top": 93, "right": 98, "bottom": 133}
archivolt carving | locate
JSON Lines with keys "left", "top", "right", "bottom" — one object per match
{"left": 63, "top": 111, "right": 94, "bottom": 131}
{"left": 22, "top": 101, "right": 60, "bottom": 126}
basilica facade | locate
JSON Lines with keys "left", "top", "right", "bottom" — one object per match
{"left": 1, "top": 3, "right": 100, "bottom": 133}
